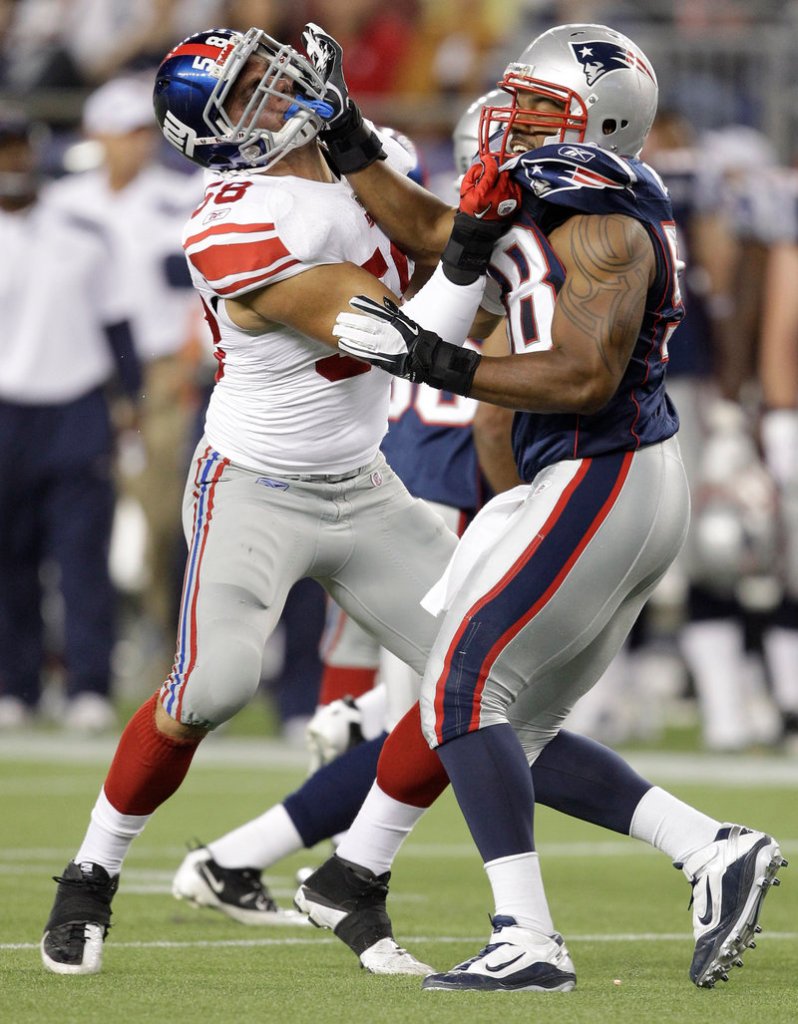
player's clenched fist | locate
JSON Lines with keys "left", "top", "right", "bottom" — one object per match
{"left": 458, "top": 152, "right": 522, "bottom": 221}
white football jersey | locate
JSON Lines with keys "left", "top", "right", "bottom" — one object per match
{"left": 183, "top": 168, "right": 414, "bottom": 476}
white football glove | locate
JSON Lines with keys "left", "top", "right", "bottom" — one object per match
{"left": 333, "top": 296, "right": 419, "bottom": 376}
{"left": 305, "top": 696, "right": 364, "bottom": 774}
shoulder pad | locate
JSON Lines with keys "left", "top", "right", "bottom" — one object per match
{"left": 510, "top": 144, "right": 636, "bottom": 202}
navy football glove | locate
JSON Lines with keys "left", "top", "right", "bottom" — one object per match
{"left": 333, "top": 296, "right": 481, "bottom": 397}
{"left": 301, "top": 23, "right": 385, "bottom": 173}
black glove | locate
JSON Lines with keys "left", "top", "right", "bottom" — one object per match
{"left": 301, "top": 23, "right": 385, "bottom": 174}
{"left": 333, "top": 296, "right": 481, "bottom": 397}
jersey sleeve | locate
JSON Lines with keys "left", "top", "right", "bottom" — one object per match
{"left": 183, "top": 206, "right": 304, "bottom": 299}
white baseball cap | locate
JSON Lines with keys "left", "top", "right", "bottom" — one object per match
{"left": 82, "top": 76, "right": 156, "bottom": 136}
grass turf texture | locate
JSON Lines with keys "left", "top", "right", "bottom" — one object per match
{"left": 2, "top": 735, "right": 796, "bottom": 1024}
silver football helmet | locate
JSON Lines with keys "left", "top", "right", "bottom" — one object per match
{"left": 452, "top": 88, "right": 507, "bottom": 176}
{"left": 480, "top": 23, "right": 658, "bottom": 161}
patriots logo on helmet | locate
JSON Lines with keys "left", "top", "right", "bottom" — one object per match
{"left": 569, "top": 41, "right": 655, "bottom": 86}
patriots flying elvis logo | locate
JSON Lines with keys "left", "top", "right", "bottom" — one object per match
{"left": 569, "top": 41, "right": 654, "bottom": 86}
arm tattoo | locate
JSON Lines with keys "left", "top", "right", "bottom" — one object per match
{"left": 555, "top": 215, "right": 651, "bottom": 372}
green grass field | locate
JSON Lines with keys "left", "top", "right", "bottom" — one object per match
{"left": 2, "top": 731, "right": 796, "bottom": 1024}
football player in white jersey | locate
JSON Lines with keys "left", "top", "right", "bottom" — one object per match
{"left": 39, "top": 24, "right": 513, "bottom": 977}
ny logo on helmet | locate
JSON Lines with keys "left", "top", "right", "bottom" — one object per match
{"left": 162, "top": 111, "right": 197, "bottom": 157}
{"left": 569, "top": 41, "right": 655, "bottom": 86}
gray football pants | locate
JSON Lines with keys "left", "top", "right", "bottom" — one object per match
{"left": 159, "top": 441, "right": 456, "bottom": 728}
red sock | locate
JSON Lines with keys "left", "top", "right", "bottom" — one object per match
{"left": 318, "top": 665, "right": 377, "bottom": 705}
{"left": 104, "top": 693, "right": 203, "bottom": 815}
{"left": 376, "top": 702, "right": 450, "bottom": 808}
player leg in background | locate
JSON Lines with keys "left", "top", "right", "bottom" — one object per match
{"left": 680, "top": 398, "right": 782, "bottom": 751}
{"left": 40, "top": 444, "right": 327, "bottom": 974}
{"left": 297, "top": 445, "right": 785, "bottom": 988}
{"left": 263, "top": 577, "right": 327, "bottom": 745}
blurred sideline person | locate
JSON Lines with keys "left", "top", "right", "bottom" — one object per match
{"left": 0, "top": 114, "right": 140, "bottom": 733}
{"left": 675, "top": 125, "right": 783, "bottom": 752}
{"left": 758, "top": 166, "right": 798, "bottom": 747}
{"left": 74, "top": 76, "right": 206, "bottom": 681}
{"left": 293, "top": 22, "right": 785, "bottom": 992}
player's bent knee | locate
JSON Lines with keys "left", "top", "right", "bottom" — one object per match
{"left": 172, "top": 638, "right": 264, "bottom": 728}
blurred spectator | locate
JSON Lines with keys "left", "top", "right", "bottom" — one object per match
{"left": 0, "top": 112, "right": 139, "bottom": 732}
{"left": 306, "top": 0, "right": 419, "bottom": 99}
{"left": 673, "top": 122, "right": 784, "bottom": 751}
{"left": 0, "top": 0, "right": 219, "bottom": 92}
{"left": 757, "top": 165, "right": 798, "bottom": 749}
{"left": 67, "top": 76, "right": 205, "bottom": 679}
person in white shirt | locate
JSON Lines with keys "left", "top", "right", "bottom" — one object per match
{"left": 0, "top": 112, "right": 140, "bottom": 733}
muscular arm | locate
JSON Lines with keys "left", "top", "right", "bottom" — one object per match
{"left": 347, "top": 162, "right": 455, "bottom": 266}
{"left": 468, "top": 214, "right": 655, "bottom": 413}
{"left": 226, "top": 262, "right": 399, "bottom": 344}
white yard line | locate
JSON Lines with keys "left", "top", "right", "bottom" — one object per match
{"left": 1, "top": 731, "right": 796, "bottom": 785}
{"left": 4, "top": 931, "right": 798, "bottom": 952}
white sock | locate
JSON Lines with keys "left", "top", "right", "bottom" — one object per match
{"left": 335, "top": 783, "right": 426, "bottom": 875}
{"left": 208, "top": 803, "right": 303, "bottom": 870}
{"left": 764, "top": 626, "right": 798, "bottom": 713}
{"left": 680, "top": 619, "right": 751, "bottom": 748}
{"left": 630, "top": 786, "right": 720, "bottom": 864}
{"left": 75, "top": 788, "right": 150, "bottom": 876}
{"left": 354, "top": 683, "right": 389, "bottom": 740}
{"left": 485, "top": 852, "right": 554, "bottom": 934}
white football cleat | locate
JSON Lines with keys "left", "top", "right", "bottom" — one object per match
{"left": 360, "top": 937, "right": 434, "bottom": 976}
{"left": 678, "top": 823, "right": 787, "bottom": 987}
{"left": 305, "top": 697, "right": 364, "bottom": 773}
{"left": 173, "top": 845, "right": 309, "bottom": 926}
{"left": 421, "top": 916, "right": 576, "bottom": 992}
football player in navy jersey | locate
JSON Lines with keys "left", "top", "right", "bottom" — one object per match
{"left": 295, "top": 23, "right": 786, "bottom": 992}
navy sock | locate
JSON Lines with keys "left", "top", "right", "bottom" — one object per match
{"left": 436, "top": 723, "right": 535, "bottom": 862}
{"left": 532, "top": 729, "right": 652, "bottom": 834}
{"left": 284, "top": 733, "right": 386, "bottom": 847}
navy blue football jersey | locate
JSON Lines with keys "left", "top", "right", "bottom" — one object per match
{"left": 489, "top": 142, "right": 683, "bottom": 481}
{"left": 381, "top": 355, "right": 488, "bottom": 516}
{"left": 645, "top": 146, "right": 711, "bottom": 378}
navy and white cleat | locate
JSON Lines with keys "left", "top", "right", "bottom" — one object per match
{"left": 677, "top": 824, "right": 787, "bottom": 988}
{"left": 421, "top": 916, "right": 576, "bottom": 992}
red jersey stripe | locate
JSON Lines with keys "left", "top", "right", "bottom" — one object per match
{"left": 213, "top": 259, "right": 302, "bottom": 295}
{"left": 185, "top": 221, "right": 278, "bottom": 248}
{"left": 188, "top": 236, "right": 293, "bottom": 282}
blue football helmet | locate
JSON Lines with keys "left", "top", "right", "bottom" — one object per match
{"left": 153, "top": 28, "right": 333, "bottom": 171}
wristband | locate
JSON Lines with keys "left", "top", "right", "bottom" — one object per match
{"left": 441, "top": 211, "right": 506, "bottom": 286}
{"left": 321, "top": 102, "right": 386, "bottom": 175}
{"left": 409, "top": 334, "right": 481, "bottom": 396}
